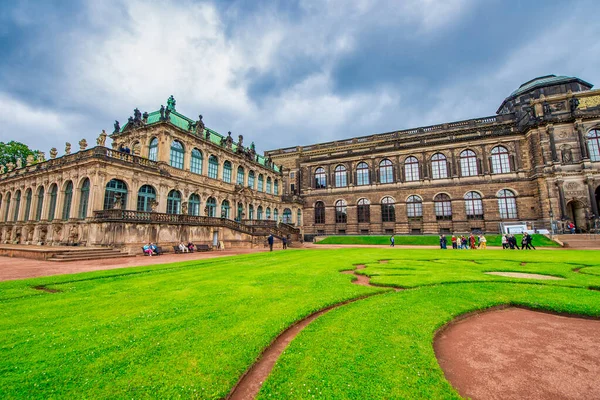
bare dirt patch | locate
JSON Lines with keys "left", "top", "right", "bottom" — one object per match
{"left": 485, "top": 272, "right": 564, "bottom": 280}
{"left": 379, "top": 259, "right": 389, "bottom": 264}
{"left": 435, "top": 307, "right": 600, "bottom": 400}
{"left": 32, "top": 285, "right": 61, "bottom": 293}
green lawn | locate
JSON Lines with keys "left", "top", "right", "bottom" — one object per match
{"left": 317, "top": 234, "right": 560, "bottom": 247}
{"left": 1, "top": 249, "right": 599, "bottom": 399}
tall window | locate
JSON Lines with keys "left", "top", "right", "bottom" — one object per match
{"left": 137, "top": 185, "right": 156, "bottom": 212}
{"left": 588, "top": 129, "right": 600, "bottom": 161}
{"left": 3, "top": 192, "right": 11, "bottom": 222}
{"left": 266, "top": 207, "right": 271, "bottom": 220}
{"left": 78, "top": 179, "right": 90, "bottom": 219}
{"left": 431, "top": 153, "right": 448, "bottom": 179}
{"left": 379, "top": 159, "right": 394, "bottom": 184}
{"left": 315, "top": 167, "right": 327, "bottom": 188}
{"left": 464, "top": 191, "right": 484, "bottom": 220}
{"left": 206, "top": 197, "right": 216, "bottom": 217}
{"left": 191, "top": 149, "right": 203, "bottom": 174}
{"left": 35, "top": 186, "right": 44, "bottom": 221}
{"left": 274, "top": 208, "right": 279, "bottom": 222}
{"left": 315, "top": 201, "right": 325, "bottom": 224}
{"left": 237, "top": 167, "right": 245, "bottom": 185}
{"left": 491, "top": 146, "right": 511, "bottom": 174}
{"left": 13, "top": 190, "right": 21, "bottom": 222}
{"left": 406, "top": 195, "right": 422, "bottom": 218}
{"left": 166, "top": 190, "right": 181, "bottom": 214}
{"left": 335, "top": 200, "right": 347, "bottom": 223}
{"left": 297, "top": 209, "right": 302, "bottom": 226}
{"left": 382, "top": 196, "right": 396, "bottom": 222}
{"left": 460, "top": 149, "right": 478, "bottom": 176}
{"left": 103, "top": 179, "right": 128, "bottom": 210}
{"left": 335, "top": 165, "right": 347, "bottom": 187}
{"left": 434, "top": 193, "right": 452, "bottom": 220}
{"left": 405, "top": 156, "right": 420, "bottom": 182}
{"left": 248, "top": 171, "right": 255, "bottom": 189}
{"left": 356, "top": 162, "right": 370, "bottom": 186}
{"left": 61, "top": 181, "right": 73, "bottom": 220}
{"left": 283, "top": 208, "right": 293, "bottom": 224}
{"left": 170, "top": 140, "right": 184, "bottom": 169}
{"left": 24, "top": 188, "right": 32, "bottom": 221}
{"left": 266, "top": 177, "right": 272, "bottom": 193}
{"left": 257, "top": 205, "right": 263, "bottom": 220}
{"left": 221, "top": 200, "right": 230, "bottom": 218}
{"left": 208, "top": 155, "right": 219, "bottom": 179}
{"left": 237, "top": 202, "right": 244, "bottom": 221}
{"left": 223, "top": 161, "right": 232, "bottom": 183}
{"left": 357, "top": 198, "right": 370, "bottom": 223}
{"left": 258, "top": 174, "right": 264, "bottom": 192}
{"left": 48, "top": 184, "right": 58, "bottom": 221}
{"left": 248, "top": 204, "right": 254, "bottom": 220}
{"left": 148, "top": 137, "right": 158, "bottom": 161}
{"left": 189, "top": 194, "right": 200, "bottom": 216}
{"left": 274, "top": 180, "right": 279, "bottom": 195}
{"left": 497, "top": 189, "right": 517, "bottom": 219}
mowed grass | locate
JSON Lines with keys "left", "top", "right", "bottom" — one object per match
{"left": 317, "top": 234, "right": 560, "bottom": 247}
{"left": 1, "top": 248, "right": 599, "bottom": 399}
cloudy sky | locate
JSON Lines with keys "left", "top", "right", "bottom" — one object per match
{"left": 1, "top": 0, "right": 599, "bottom": 155}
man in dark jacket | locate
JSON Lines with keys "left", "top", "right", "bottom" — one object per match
{"left": 268, "top": 234, "right": 274, "bottom": 252}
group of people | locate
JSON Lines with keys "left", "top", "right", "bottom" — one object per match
{"left": 501, "top": 233, "right": 536, "bottom": 250}
{"left": 448, "top": 234, "right": 487, "bottom": 250}
{"left": 267, "top": 234, "right": 288, "bottom": 251}
{"left": 177, "top": 241, "right": 195, "bottom": 253}
{"left": 142, "top": 242, "right": 161, "bottom": 256}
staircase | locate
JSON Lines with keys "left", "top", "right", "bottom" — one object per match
{"left": 554, "top": 234, "right": 600, "bottom": 249}
{"left": 47, "top": 248, "right": 135, "bottom": 262}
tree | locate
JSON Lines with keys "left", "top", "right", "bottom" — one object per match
{"left": 0, "top": 141, "right": 40, "bottom": 166}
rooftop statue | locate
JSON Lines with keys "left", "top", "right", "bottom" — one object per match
{"left": 165, "top": 107, "right": 171, "bottom": 122}
{"left": 113, "top": 120, "right": 120, "bottom": 134}
{"left": 195, "top": 115, "right": 205, "bottom": 133}
{"left": 38, "top": 152, "right": 46, "bottom": 162}
{"left": 6, "top": 162, "right": 14, "bottom": 172}
{"left": 159, "top": 105, "right": 165, "bottom": 121}
{"left": 0, "top": 165, "right": 5, "bottom": 174}
{"left": 65, "top": 142, "right": 72, "bottom": 155}
{"left": 205, "top": 128, "right": 211, "bottom": 140}
{"left": 50, "top": 148, "right": 58, "bottom": 159}
{"left": 167, "top": 95, "right": 176, "bottom": 111}
{"left": 16, "top": 158, "right": 22, "bottom": 169}
{"left": 79, "top": 139, "right": 88, "bottom": 151}
{"left": 26, "top": 154, "right": 34, "bottom": 166}
{"left": 225, "top": 131, "right": 233, "bottom": 149}
{"left": 97, "top": 130, "right": 107, "bottom": 146}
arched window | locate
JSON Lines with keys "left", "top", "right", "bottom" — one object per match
{"left": 382, "top": 196, "right": 396, "bottom": 222}
{"left": 223, "top": 161, "right": 232, "bottom": 183}
{"left": 335, "top": 165, "right": 347, "bottom": 187}
{"left": 497, "top": 189, "right": 517, "bottom": 219}
{"left": 78, "top": 179, "right": 90, "bottom": 219}
{"left": 464, "top": 191, "right": 484, "bottom": 220}
{"left": 356, "top": 162, "right": 370, "bottom": 186}
{"left": 315, "top": 201, "right": 325, "bottom": 224}
{"left": 335, "top": 200, "right": 347, "bottom": 223}
{"left": 248, "top": 204, "right": 254, "bottom": 220}
{"left": 274, "top": 208, "right": 279, "bottom": 222}
{"left": 357, "top": 198, "right": 370, "bottom": 223}
{"left": 13, "top": 190, "right": 21, "bottom": 222}
{"left": 148, "top": 137, "right": 158, "bottom": 161}
{"left": 248, "top": 171, "right": 255, "bottom": 189}
{"left": 3, "top": 192, "right": 11, "bottom": 222}
{"left": 237, "top": 167, "right": 245, "bottom": 185}
{"left": 103, "top": 179, "right": 128, "bottom": 210}
{"left": 431, "top": 153, "right": 448, "bottom": 179}
{"left": 191, "top": 149, "right": 203, "bottom": 174}
{"left": 208, "top": 155, "right": 219, "bottom": 179}
{"left": 35, "top": 186, "right": 44, "bottom": 221}
{"left": 258, "top": 174, "right": 264, "bottom": 192}
{"left": 257, "top": 205, "right": 263, "bottom": 220}
{"left": 188, "top": 194, "right": 200, "bottom": 216}
{"left": 491, "top": 146, "right": 511, "bottom": 174}
{"left": 221, "top": 200, "right": 230, "bottom": 218}
{"left": 297, "top": 209, "right": 302, "bottom": 226}
{"left": 24, "top": 188, "right": 32, "bottom": 221}
{"left": 137, "top": 185, "right": 156, "bottom": 212}
{"left": 206, "top": 197, "right": 217, "bottom": 217}
{"left": 379, "top": 159, "right": 394, "bottom": 184}
{"left": 283, "top": 208, "right": 293, "bottom": 224}
{"left": 237, "top": 202, "right": 244, "bottom": 221}
{"left": 460, "top": 150, "right": 478, "bottom": 176}
{"left": 588, "top": 129, "right": 600, "bottom": 161}
{"left": 166, "top": 190, "right": 181, "bottom": 214}
{"left": 48, "top": 184, "right": 58, "bottom": 221}
{"left": 405, "top": 156, "right": 420, "bottom": 182}
{"left": 61, "top": 181, "right": 73, "bottom": 220}
{"left": 266, "top": 177, "right": 272, "bottom": 193}
{"left": 170, "top": 140, "right": 184, "bottom": 169}
{"left": 406, "top": 195, "right": 422, "bottom": 218}
{"left": 266, "top": 207, "right": 271, "bottom": 220}
{"left": 315, "top": 167, "right": 327, "bottom": 189}
{"left": 274, "top": 179, "right": 279, "bottom": 195}
{"left": 434, "top": 194, "right": 452, "bottom": 220}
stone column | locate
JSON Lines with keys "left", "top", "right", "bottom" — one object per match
{"left": 575, "top": 121, "right": 589, "bottom": 159}
{"left": 556, "top": 181, "right": 567, "bottom": 219}
{"left": 547, "top": 125, "right": 558, "bottom": 163}
{"left": 158, "top": 133, "right": 171, "bottom": 163}
{"left": 586, "top": 177, "right": 599, "bottom": 217}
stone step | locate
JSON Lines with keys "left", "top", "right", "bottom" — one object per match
{"left": 47, "top": 253, "right": 135, "bottom": 262}
{"left": 54, "top": 250, "right": 123, "bottom": 256}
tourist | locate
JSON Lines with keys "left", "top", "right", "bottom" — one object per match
{"left": 440, "top": 235, "right": 447, "bottom": 249}
{"left": 469, "top": 234, "right": 476, "bottom": 249}
{"left": 187, "top": 241, "right": 195, "bottom": 252}
{"left": 390, "top": 235, "right": 395, "bottom": 247}
{"left": 501, "top": 234, "right": 508, "bottom": 249}
{"left": 143, "top": 243, "right": 153, "bottom": 256}
{"left": 150, "top": 243, "right": 159, "bottom": 254}
{"left": 268, "top": 234, "right": 274, "bottom": 252}
{"left": 179, "top": 242, "right": 189, "bottom": 253}
{"left": 461, "top": 235, "right": 468, "bottom": 249}
{"left": 282, "top": 237, "right": 287, "bottom": 250}
{"left": 479, "top": 235, "right": 487, "bottom": 249}
{"left": 451, "top": 235, "right": 457, "bottom": 249}
{"left": 568, "top": 221, "right": 576, "bottom": 234}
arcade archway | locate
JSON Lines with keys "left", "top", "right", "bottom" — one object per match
{"left": 566, "top": 200, "right": 586, "bottom": 231}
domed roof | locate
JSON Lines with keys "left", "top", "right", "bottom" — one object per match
{"left": 510, "top": 75, "right": 590, "bottom": 97}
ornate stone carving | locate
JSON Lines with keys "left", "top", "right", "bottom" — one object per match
{"left": 50, "top": 148, "right": 58, "bottom": 159}
{"left": 15, "top": 158, "right": 22, "bottom": 169}
{"left": 181, "top": 202, "right": 188, "bottom": 214}
{"left": 113, "top": 120, "right": 120, "bottom": 134}
{"left": 150, "top": 200, "right": 158, "bottom": 212}
{"left": 578, "top": 95, "right": 600, "bottom": 109}
{"left": 6, "top": 162, "right": 14, "bottom": 171}
{"left": 37, "top": 152, "right": 46, "bottom": 162}
{"left": 195, "top": 115, "right": 205, "bottom": 134}
{"left": 26, "top": 154, "right": 34, "bottom": 166}
{"left": 0, "top": 165, "right": 5, "bottom": 174}
{"left": 97, "top": 130, "right": 107, "bottom": 146}
{"left": 65, "top": 142, "right": 72, "bottom": 155}
{"left": 159, "top": 105, "right": 166, "bottom": 121}
{"left": 561, "top": 146, "right": 573, "bottom": 164}
{"left": 79, "top": 139, "right": 88, "bottom": 151}
{"left": 564, "top": 181, "right": 586, "bottom": 198}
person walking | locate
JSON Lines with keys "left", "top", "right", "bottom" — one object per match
{"left": 479, "top": 235, "right": 487, "bottom": 249}
{"left": 469, "top": 234, "right": 476, "bottom": 249}
{"left": 282, "top": 237, "right": 288, "bottom": 250}
{"left": 501, "top": 234, "right": 508, "bottom": 249}
{"left": 268, "top": 234, "right": 274, "bottom": 252}
{"left": 390, "top": 235, "right": 395, "bottom": 247}
{"left": 451, "top": 235, "right": 457, "bottom": 249}
{"left": 440, "top": 234, "right": 447, "bottom": 249}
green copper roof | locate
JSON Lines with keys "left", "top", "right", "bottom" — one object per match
{"left": 510, "top": 75, "right": 589, "bottom": 97}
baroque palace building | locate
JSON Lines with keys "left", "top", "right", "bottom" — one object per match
{"left": 0, "top": 75, "right": 600, "bottom": 250}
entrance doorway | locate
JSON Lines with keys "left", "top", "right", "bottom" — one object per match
{"left": 212, "top": 231, "right": 219, "bottom": 247}
{"left": 595, "top": 186, "right": 600, "bottom": 218}
{"left": 566, "top": 200, "right": 586, "bottom": 232}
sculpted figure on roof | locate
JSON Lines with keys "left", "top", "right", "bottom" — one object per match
{"left": 65, "top": 142, "right": 71, "bottom": 155}
{"left": 195, "top": 115, "right": 205, "bottom": 134}
{"left": 97, "top": 130, "right": 107, "bottom": 146}
{"left": 225, "top": 131, "right": 233, "bottom": 149}
{"left": 113, "top": 120, "right": 120, "bottom": 134}
{"left": 164, "top": 107, "right": 171, "bottom": 122}
{"left": 159, "top": 105, "right": 165, "bottom": 121}
{"left": 16, "top": 158, "right": 22, "bottom": 169}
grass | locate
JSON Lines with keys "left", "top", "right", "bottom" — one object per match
{"left": 317, "top": 234, "right": 560, "bottom": 247}
{"left": 1, "top": 248, "right": 599, "bottom": 399}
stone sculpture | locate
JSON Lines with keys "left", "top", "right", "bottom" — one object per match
{"left": 50, "top": 148, "right": 58, "bottom": 159}
{"left": 26, "top": 154, "right": 34, "bottom": 166}
{"left": 65, "top": 142, "right": 72, "bottom": 155}
{"left": 0, "top": 165, "right": 5, "bottom": 174}
{"left": 79, "top": 139, "right": 88, "bottom": 151}
{"left": 97, "top": 130, "right": 107, "bottom": 146}
{"left": 6, "top": 162, "right": 14, "bottom": 171}
{"left": 37, "top": 152, "right": 46, "bottom": 162}
{"left": 16, "top": 158, "right": 22, "bottom": 169}
{"left": 113, "top": 120, "right": 120, "bottom": 133}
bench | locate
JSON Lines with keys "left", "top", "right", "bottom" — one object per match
{"left": 141, "top": 246, "right": 163, "bottom": 256}
{"left": 173, "top": 245, "right": 192, "bottom": 254}
{"left": 195, "top": 244, "right": 211, "bottom": 252}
